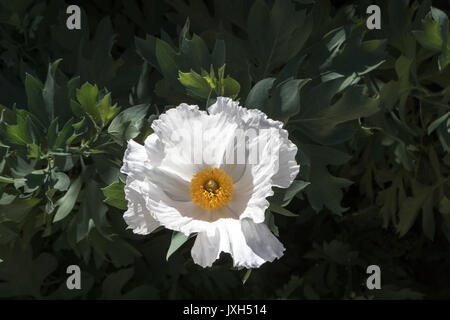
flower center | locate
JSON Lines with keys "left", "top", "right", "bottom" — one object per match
{"left": 190, "top": 168, "right": 233, "bottom": 210}
{"left": 204, "top": 179, "right": 219, "bottom": 192}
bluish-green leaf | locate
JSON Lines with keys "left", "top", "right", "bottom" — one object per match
{"left": 53, "top": 176, "right": 82, "bottom": 222}
{"left": 166, "top": 231, "right": 195, "bottom": 261}
{"left": 101, "top": 181, "right": 127, "bottom": 210}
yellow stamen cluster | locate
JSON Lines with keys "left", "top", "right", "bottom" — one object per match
{"left": 190, "top": 168, "right": 233, "bottom": 210}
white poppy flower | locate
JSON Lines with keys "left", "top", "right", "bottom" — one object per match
{"left": 121, "top": 97, "right": 299, "bottom": 268}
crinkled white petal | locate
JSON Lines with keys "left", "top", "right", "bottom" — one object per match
{"left": 208, "top": 97, "right": 284, "bottom": 130}
{"left": 147, "top": 167, "right": 191, "bottom": 202}
{"left": 143, "top": 133, "right": 165, "bottom": 166}
{"left": 151, "top": 103, "right": 206, "bottom": 151}
{"left": 222, "top": 127, "right": 282, "bottom": 223}
{"left": 142, "top": 179, "right": 232, "bottom": 235}
{"left": 121, "top": 140, "right": 151, "bottom": 180}
{"left": 271, "top": 130, "right": 299, "bottom": 188}
{"left": 151, "top": 103, "right": 238, "bottom": 168}
{"left": 190, "top": 230, "right": 221, "bottom": 268}
{"left": 191, "top": 218, "right": 285, "bottom": 268}
{"left": 123, "top": 178, "right": 160, "bottom": 235}
{"left": 241, "top": 218, "right": 285, "bottom": 262}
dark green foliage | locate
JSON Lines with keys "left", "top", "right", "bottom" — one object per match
{"left": 0, "top": 0, "right": 449, "bottom": 299}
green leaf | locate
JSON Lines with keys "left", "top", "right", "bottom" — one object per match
{"left": 245, "top": 78, "right": 276, "bottom": 109}
{"left": 394, "top": 55, "right": 418, "bottom": 135}
{"left": 278, "top": 78, "right": 310, "bottom": 121}
{"left": 53, "top": 176, "right": 82, "bottom": 222}
{"left": 24, "top": 170, "right": 47, "bottom": 191}
{"left": 96, "top": 93, "right": 119, "bottom": 126}
{"left": 0, "top": 104, "right": 16, "bottom": 124}
{"left": 397, "top": 182, "right": 437, "bottom": 240}
{"left": 156, "top": 39, "right": 179, "bottom": 81}
{"left": 413, "top": 9, "right": 450, "bottom": 70}
{"left": 212, "top": 39, "right": 226, "bottom": 70}
{"left": 27, "top": 144, "right": 39, "bottom": 159}
{"left": 377, "top": 175, "right": 407, "bottom": 229}
{"left": 275, "top": 54, "right": 306, "bottom": 86}
{"left": 428, "top": 111, "right": 450, "bottom": 134}
{"left": 180, "top": 33, "right": 211, "bottom": 72}
{"left": 101, "top": 181, "right": 127, "bottom": 210}
{"left": 53, "top": 119, "right": 74, "bottom": 149}
{"left": 0, "top": 198, "right": 40, "bottom": 222}
{"left": 413, "top": 14, "right": 441, "bottom": 50}
{"left": 178, "top": 66, "right": 241, "bottom": 100}
{"left": 24, "top": 73, "right": 46, "bottom": 124}
{"left": 166, "top": 231, "right": 194, "bottom": 261}
{"left": 76, "top": 82, "right": 100, "bottom": 122}
{"left": 302, "top": 144, "right": 353, "bottom": 214}
{"left": 294, "top": 81, "right": 379, "bottom": 145}
{"left": 76, "top": 180, "right": 109, "bottom": 242}
{"left": 178, "top": 70, "right": 212, "bottom": 99}
{"left": 66, "top": 118, "right": 87, "bottom": 146}
{"left": 269, "top": 203, "right": 298, "bottom": 217}
{"left": 331, "top": 37, "right": 387, "bottom": 77}
{"left": 284, "top": 180, "right": 310, "bottom": 200}
{"left": 6, "top": 113, "right": 34, "bottom": 146}
{"left": 67, "top": 76, "right": 81, "bottom": 100}
{"left": 271, "top": 180, "right": 310, "bottom": 207}
{"left": 0, "top": 246, "right": 57, "bottom": 299}
{"left": 222, "top": 76, "right": 240, "bottom": 99}
{"left": 248, "top": 0, "right": 312, "bottom": 78}
{"left": 265, "top": 210, "right": 279, "bottom": 236}
{"left": 135, "top": 35, "right": 159, "bottom": 71}
{"left": 0, "top": 193, "right": 16, "bottom": 206}
{"left": 246, "top": 77, "right": 309, "bottom": 121}
{"left": 52, "top": 172, "right": 70, "bottom": 192}
{"left": 73, "top": 17, "right": 126, "bottom": 90}
{"left": 242, "top": 269, "right": 252, "bottom": 284}
{"left": 108, "top": 104, "right": 150, "bottom": 144}
{"left": 0, "top": 176, "right": 15, "bottom": 184}
{"left": 47, "top": 118, "right": 58, "bottom": 148}
{"left": 42, "top": 59, "right": 63, "bottom": 122}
